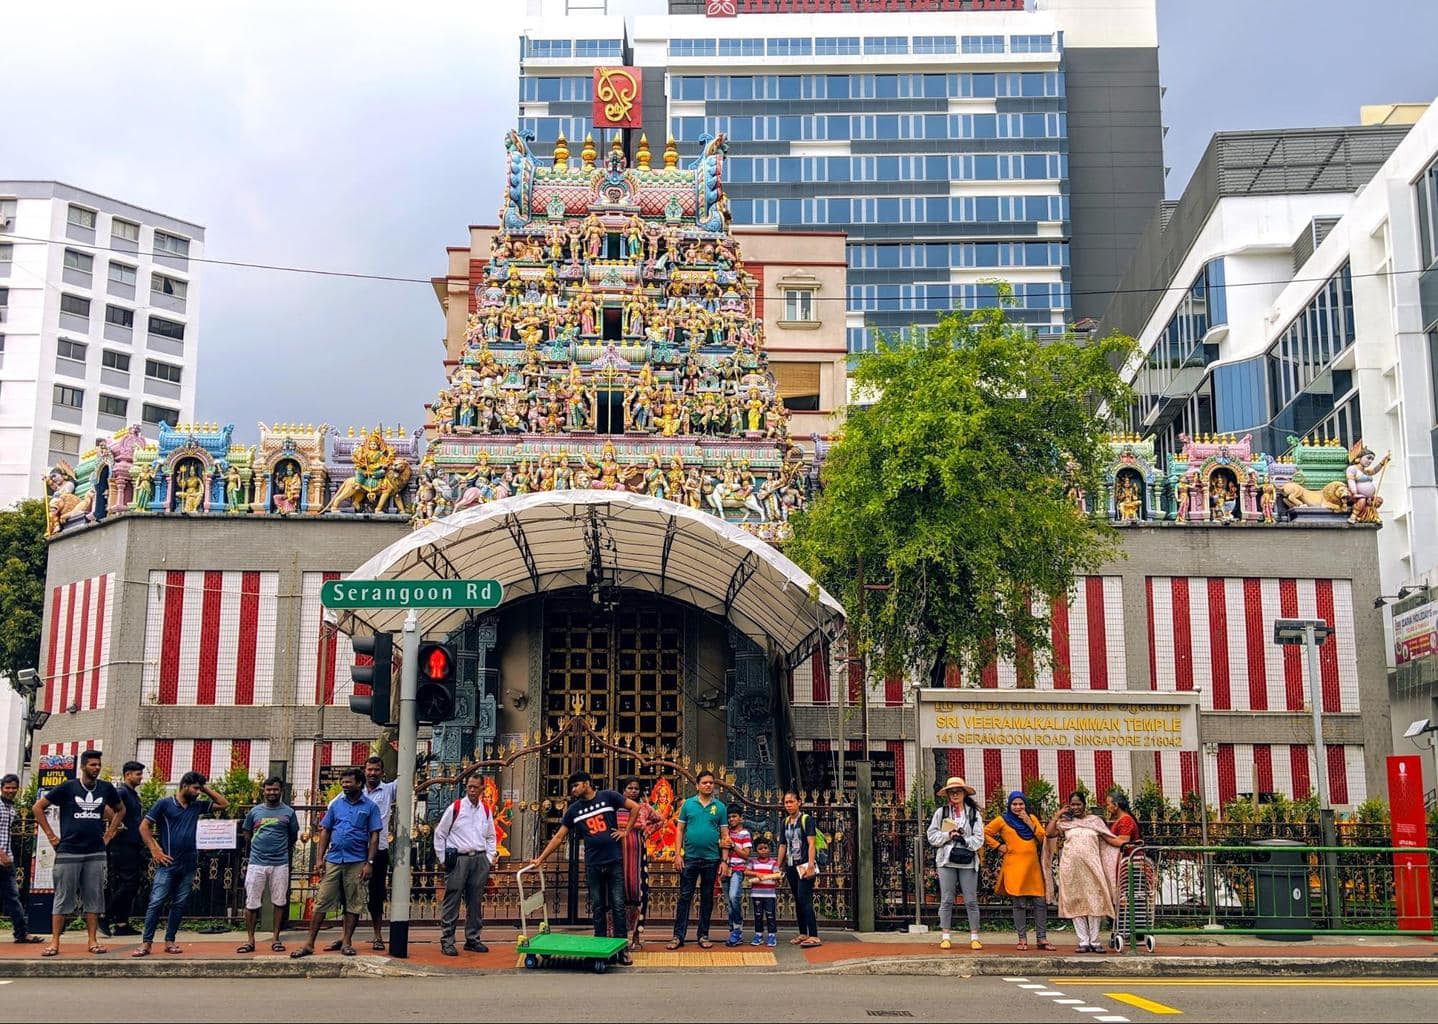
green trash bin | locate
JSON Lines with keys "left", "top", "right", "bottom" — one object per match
{"left": 1252, "top": 838, "right": 1312, "bottom": 940}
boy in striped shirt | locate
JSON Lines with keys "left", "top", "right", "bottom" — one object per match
{"left": 745, "top": 836, "right": 780, "bottom": 947}
{"left": 722, "top": 808, "right": 752, "bottom": 946}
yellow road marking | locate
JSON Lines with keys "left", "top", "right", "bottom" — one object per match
{"left": 1105, "top": 992, "right": 1183, "bottom": 1014}
{"left": 1059, "top": 979, "right": 1438, "bottom": 987}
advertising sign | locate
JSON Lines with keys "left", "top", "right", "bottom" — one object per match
{"left": 1387, "top": 755, "right": 1432, "bottom": 932}
{"left": 29, "top": 754, "right": 76, "bottom": 894}
{"left": 1393, "top": 600, "right": 1437, "bottom": 664}
{"left": 593, "top": 67, "right": 644, "bottom": 129}
{"left": 704, "top": 0, "right": 1024, "bottom": 14}
{"left": 918, "top": 688, "right": 1199, "bottom": 752}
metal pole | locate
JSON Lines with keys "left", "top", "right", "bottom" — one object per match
{"left": 1305, "top": 625, "right": 1341, "bottom": 927}
{"left": 856, "top": 553, "right": 870, "bottom": 761}
{"left": 388, "top": 609, "right": 420, "bottom": 958}
{"left": 1193, "top": 693, "right": 1219, "bottom": 930}
{"left": 910, "top": 682, "right": 926, "bottom": 932}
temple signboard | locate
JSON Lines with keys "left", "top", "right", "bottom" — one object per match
{"left": 593, "top": 67, "right": 643, "bottom": 128}
{"left": 918, "top": 688, "right": 1199, "bottom": 752}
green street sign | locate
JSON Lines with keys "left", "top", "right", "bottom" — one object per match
{"left": 320, "top": 579, "right": 504, "bottom": 610}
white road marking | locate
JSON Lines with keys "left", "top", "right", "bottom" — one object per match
{"left": 1002, "top": 977, "right": 1030, "bottom": 982}
{"left": 1055, "top": 999, "right": 1084, "bottom": 1005}
{"left": 1036, "top": 990, "right": 1064, "bottom": 996}
{"left": 1019, "top": 983, "right": 1046, "bottom": 989}
{"left": 1095, "top": 1018, "right": 1130, "bottom": 1023}
{"left": 1075, "top": 1008, "right": 1106, "bottom": 1014}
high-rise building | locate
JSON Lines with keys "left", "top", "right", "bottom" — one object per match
{"left": 0, "top": 182, "right": 203, "bottom": 508}
{"left": 517, "top": 0, "right": 1164, "bottom": 354}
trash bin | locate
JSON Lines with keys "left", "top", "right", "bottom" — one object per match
{"left": 1252, "top": 839, "right": 1312, "bottom": 941}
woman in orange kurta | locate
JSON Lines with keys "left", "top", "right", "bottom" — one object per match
{"left": 984, "top": 792, "right": 1054, "bottom": 951}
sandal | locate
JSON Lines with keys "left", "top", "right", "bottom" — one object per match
{"left": 88, "top": 944, "right": 108, "bottom": 955}
{"left": 235, "top": 943, "right": 256, "bottom": 954}
{"left": 1015, "top": 941, "right": 1029, "bottom": 951}
{"left": 41, "top": 946, "right": 60, "bottom": 957}
{"left": 165, "top": 944, "right": 183, "bottom": 955}
{"left": 789, "top": 936, "right": 805, "bottom": 945}
{"left": 289, "top": 947, "right": 314, "bottom": 959}
{"left": 340, "top": 946, "right": 357, "bottom": 957}
{"left": 271, "top": 941, "right": 286, "bottom": 952}
{"left": 799, "top": 938, "right": 822, "bottom": 948}
{"left": 323, "top": 939, "right": 344, "bottom": 952}
{"left": 130, "top": 946, "right": 150, "bottom": 958}
{"left": 665, "top": 939, "right": 684, "bottom": 951}
{"left": 697, "top": 938, "right": 714, "bottom": 949}
{"left": 1037, "top": 941, "right": 1057, "bottom": 951}
{"left": 371, "top": 939, "right": 385, "bottom": 951}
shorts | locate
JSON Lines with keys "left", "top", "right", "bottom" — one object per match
{"left": 244, "top": 864, "right": 291, "bottom": 911}
{"left": 314, "top": 862, "right": 366, "bottom": 918}
{"left": 53, "top": 855, "right": 106, "bottom": 916}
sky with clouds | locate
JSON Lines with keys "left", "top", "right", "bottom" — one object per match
{"left": 3, "top": 0, "right": 1436, "bottom": 433}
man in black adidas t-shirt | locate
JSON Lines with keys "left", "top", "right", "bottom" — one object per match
{"left": 531, "top": 770, "right": 643, "bottom": 963}
{"left": 33, "top": 749, "right": 122, "bottom": 956}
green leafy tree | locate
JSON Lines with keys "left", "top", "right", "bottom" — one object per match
{"left": 788, "top": 303, "right": 1136, "bottom": 686}
{"left": 0, "top": 500, "right": 46, "bottom": 687}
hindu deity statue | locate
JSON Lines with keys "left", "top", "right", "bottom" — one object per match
{"left": 1344, "top": 441, "right": 1390, "bottom": 524}
{"left": 175, "top": 464, "right": 205, "bottom": 514}
{"left": 745, "top": 387, "right": 766, "bottom": 434}
{"left": 43, "top": 462, "right": 93, "bottom": 536}
{"left": 273, "top": 465, "right": 302, "bottom": 515}
{"left": 225, "top": 464, "right": 246, "bottom": 513}
{"left": 1259, "top": 479, "right": 1277, "bottom": 523}
{"left": 323, "top": 429, "right": 410, "bottom": 515}
{"left": 1115, "top": 476, "right": 1142, "bottom": 523}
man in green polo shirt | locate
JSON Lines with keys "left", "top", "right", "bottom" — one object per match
{"left": 667, "top": 770, "right": 729, "bottom": 950}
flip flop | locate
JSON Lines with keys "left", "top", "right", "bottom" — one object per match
{"left": 130, "top": 947, "right": 150, "bottom": 958}
{"left": 340, "top": 946, "right": 357, "bottom": 957}
{"left": 697, "top": 938, "right": 713, "bottom": 949}
{"left": 799, "top": 938, "right": 822, "bottom": 948}
{"left": 323, "top": 939, "right": 344, "bottom": 952}
{"left": 235, "top": 943, "right": 255, "bottom": 954}
{"left": 41, "top": 947, "right": 60, "bottom": 958}
{"left": 88, "top": 944, "right": 108, "bottom": 955}
{"left": 665, "top": 939, "right": 683, "bottom": 950}
{"left": 165, "top": 945, "right": 183, "bottom": 955}
{"left": 371, "top": 939, "right": 385, "bottom": 951}
{"left": 289, "top": 947, "right": 314, "bottom": 959}
{"left": 13, "top": 936, "right": 42, "bottom": 944}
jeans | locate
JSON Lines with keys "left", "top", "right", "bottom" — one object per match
{"left": 784, "top": 865, "right": 818, "bottom": 938}
{"left": 0, "top": 865, "right": 27, "bottom": 938}
{"left": 937, "top": 865, "right": 980, "bottom": 935}
{"left": 1012, "top": 895, "right": 1047, "bottom": 941}
{"left": 672, "top": 858, "right": 719, "bottom": 942}
{"left": 142, "top": 862, "right": 197, "bottom": 944}
{"left": 106, "top": 843, "right": 146, "bottom": 927}
{"left": 585, "top": 860, "right": 627, "bottom": 939}
{"left": 725, "top": 870, "right": 745, "bottom": 932}
{"left": 752, "top": 896, "right": 776, "bottom": 935}
{"left": 367, "top": 848, "right": 389, "bottom": 924}
{"left": 439, "top": 854, "right": 490, "bottom": 946}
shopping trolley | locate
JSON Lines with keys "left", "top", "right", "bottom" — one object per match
{"left": 515, "top": 863, "right": 630, "bottom": 973}
{"left": 1110, "top": 842, "right": 1157, "bottom": 953}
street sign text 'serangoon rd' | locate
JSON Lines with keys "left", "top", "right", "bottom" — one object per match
{"left": 320, "top": 579, "right": 504, "bottom": 610}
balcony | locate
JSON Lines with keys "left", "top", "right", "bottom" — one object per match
{"left": 149, "top": 289, "right": 186, "bottom": 315}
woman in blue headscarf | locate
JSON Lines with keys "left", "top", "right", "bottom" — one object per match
{"left": 984, "top": 791, "right": 1053, "bottom": 951}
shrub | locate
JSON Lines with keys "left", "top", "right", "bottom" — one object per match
{"left": 1353, "top": 796, "right": 1389, "bottom": 825}
{"left": 1133, "top": 779, "right": 1174, "bottom": 823}
{"left": 1022, "top": 776, "right": 1056, "bottom": 823}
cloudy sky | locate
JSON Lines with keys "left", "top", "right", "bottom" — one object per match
{"left": 3, "top": 0, "right": 1436, "bottom": 433}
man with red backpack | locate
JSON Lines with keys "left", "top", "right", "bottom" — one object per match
{"left": 433, "top": 775, "right": 498, "bottom": 957}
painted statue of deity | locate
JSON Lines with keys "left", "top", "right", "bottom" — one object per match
{"left": 583, "top": 213, "right": 604, "bottom": 259}
{"left": 1345, "top": 441, "right": 1390, "bottom": 524}
{"left": 130, "top": 461, "right": 155, "bottom": 513}
{"left": 176, "top": 465, "right": 205, "bottom": 514}
{"left": 225, "top": 464, "right": 245, "bottom": 513}
{"left": 43, "top": 462, "right": 93, "bottom": 535}
{"left": 324, "top": 429, "right": 410, "bottom": 515}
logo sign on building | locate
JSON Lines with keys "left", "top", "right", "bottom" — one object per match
{"left": 706, "top": 0, "right": 1024, "bottom": 14}
{"left": 593, "top": 67, "right": 643, "bottom": 129}
{"left": 1393, "top": 600, "right": 1437, "bottom": 664}
{"left": 320, "top": 579, "right": 503, "bottom": 610}
{"left": 705, "top": 0, "right": 737, "bottom": 13}
{"left": 918, "top": 688, "right": 1200, "bottom": 752}
{"left": 1386, "top": 755, "right": 1432, "bottom": 932}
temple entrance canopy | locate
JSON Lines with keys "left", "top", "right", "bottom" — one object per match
{"left": 333, "top": 490, "right": 844, "bottom": 668}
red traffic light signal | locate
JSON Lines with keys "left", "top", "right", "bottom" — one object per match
{"left": 415, "top": 641, "right": 456, "bottom": 724}
{"left": 422, "top": 644, "right": 452, "bottom": 681}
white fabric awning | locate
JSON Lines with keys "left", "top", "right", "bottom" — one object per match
{"left": 330, "top": 490, "right": 845, "bottom": 667}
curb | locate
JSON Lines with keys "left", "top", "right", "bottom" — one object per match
{"left": 809, "top": 954, "right": 1438, "bottom": 978}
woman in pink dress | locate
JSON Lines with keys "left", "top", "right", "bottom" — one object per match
{"left": 617, "top": 776, "right": 662, "bottom": 949}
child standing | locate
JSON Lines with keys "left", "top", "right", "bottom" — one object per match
{"left": 745, "top": 836, "right": 780, "bottom": 947}
{"left": 723, "top": 808, "right": 753, "bottom": 946}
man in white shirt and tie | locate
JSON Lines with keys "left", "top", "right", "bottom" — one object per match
{"left": 432, "top": 775, "right": 498, "bottom": 956}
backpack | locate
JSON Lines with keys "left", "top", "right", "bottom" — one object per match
{"left": 802, "top": 813, "right": 832, "bottom": 867}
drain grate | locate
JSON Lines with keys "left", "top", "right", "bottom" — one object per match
{"left": 866, "top": 1013, "right": 915, "bottom": 1018}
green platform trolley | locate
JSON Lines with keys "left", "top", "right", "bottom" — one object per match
{"left": 514, "top": 864, "right": 629, "bottom": 973}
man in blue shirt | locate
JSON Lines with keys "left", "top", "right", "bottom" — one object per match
{"left": 290, "top": 768, "right": 381, "bottom": 959}
{"left": 132, "top": 770, "right": 228, "bottom": 957}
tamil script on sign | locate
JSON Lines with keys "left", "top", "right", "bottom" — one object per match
{"left": 918, "top": 689, "right": 1199, "bottom": 752}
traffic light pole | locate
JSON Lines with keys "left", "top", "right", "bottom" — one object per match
{"left": 389, "top": 609, "right": 421, "bottom": 958}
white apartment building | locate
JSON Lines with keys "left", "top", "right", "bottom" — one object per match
{"left": 0, "top": 182, "right": 203, "bottom": 508}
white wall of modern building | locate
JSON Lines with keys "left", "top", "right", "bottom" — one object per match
{"left": 0, "top": 182, "right": 203, "bottom": 509}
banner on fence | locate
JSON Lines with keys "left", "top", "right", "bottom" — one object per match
{"left": 196, "top": 819, "right": 238, "bottom": 851}
{"left": 1387, "top": 754, "right": 1433, "bottom": 932}
{"left": 917, "top": 688, "right": 1200, "bottom": 751}
{"left": 798, "top": 750, "right": 895, "bottom": 795}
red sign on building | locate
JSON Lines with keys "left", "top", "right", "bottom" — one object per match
{"left": 593, "top": 67, "right": 643, "bottom": 129}
{"left": 708, "top": 0, "right": 1024, "bottom": 14}
{"left": 1387, "top": 754, "right": 1432, "bottom": 932}
{"left": 706, "top": 0, "right": 738, "bottom": 14}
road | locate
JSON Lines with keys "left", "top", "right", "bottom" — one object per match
{"left": 3, "top": 974, "right": 1434, "bottom": 1022}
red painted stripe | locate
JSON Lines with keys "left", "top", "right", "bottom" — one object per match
{"left": 154, "top": 739, "right": 174, "bottom": 782}
{"left": 1144, "top": 577, "right": 1156, "bottom": 690}
{"left": 887, "top": 740, "right": 906, "bottom": 795}
{"left": 317, "top": 572, "right": 341, "bottom": 705}
{"left": 980, "top": 658, "right": 998, "bottom": 689}
{"left": 946, "top": 749, "right": 964, "bottom": 777}
{"left": 196, "top": 571, "right": 224, "bottom": 706}
{"left": 811, "top": 641, "right": 830, "bottom": 705}
{"left": 1242, "top": 579, "right": 1268, "bottom": 711}
{"left": 943, "top": 661, "right": 961, "bottom": 687}
{"left": 1051, "top": 593, "right": 1072, "bottom": 690}
{"left": 231, "top": 739, "right": 251, "bottom": 774}
{"left": 319, "top": 742, "right": 333, "bottom": 767}
{"left": 1058, "top": 749, "right": 1076, "bottom": 799}
{"left": 1019, "top": 748, "right": 1039, "bottom": 787}
{"left": 1217, "top": 744, "right": 1237, "bottom": 806}
{"left": 883, "top": 671, "right": 902, "bottom": 707}
{"left": 1278, "top": 579, "right": 1304, "bottom": 711}
{"left": 1180, "top": 751, "right": 1199, "bottom": 799}
{"left": 983, "top": 748, "right": 1003, "bottom": 799}
{"left": 191, "top": 739, "right": 211, "bottom": 777}
{"left": 59, "top": 582, "right": 75, "bottom": 715}
{"left": 158, "top": 571, "right": 187, "bottom": 705}
{"left": 1253, "top": 743, "right": 1273, "bottom": 795}
{"left": 1207, "top": 579, "right": 1231, "bottom": 710}
{"left": 1325, "top": 745, "right": 1348, "bottom": 805}
{"left": 1290, "top": 745, "right": 1312, "bottom": 798}
{"left": 234, "top": 572, "right": 261, "bottom": 706}
{"left": 352, "top": 741, "right": 371, "bottom": 766}
{"left": 1314, "top": 580, "right": 1341, "bottom": 713}
{"left": 1093, "top": 750, "right": 1114, "bottom": 797}
{"left": 812, "top": 739, "right": 830, "bottom": 752}
{"left": 44, "top": 586, "right": 62, "bottom": 714}
{"left": 74, "top": 579, "right": 91, "bottom": 714}
{"left": 88, "top": 575, "right": 107, "bottom": 711}
{"left": 1152, "top": 752, "right": 1163, "bottom": 790}
{"left": 1085, "top": 576, "right": 1108, "bottom": 689}
{"left": 1171, "top": 577, "right": 1193, "bottom": 691}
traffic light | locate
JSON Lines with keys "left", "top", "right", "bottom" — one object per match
{"left": 415, "top": 641, "right": 456, "bottom": 724}
{"left": 348, "top": 633, "right": 395, "bottom": 727}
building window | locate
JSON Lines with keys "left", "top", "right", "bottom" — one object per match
{"left": 49, "top": 431, "right": 80, "bottom": 457}
{"left": 153, "top": 231, "right": 190, "bottom": 259}
{"left": 863, "top": 36, "right": 908, "bottom": 55}
{"left": 771, "top": 361, "right": 822, "bottom": 412}
{"left": 112, "top": 218, "right": 140, "bottom": 243}
{"left": 669, "top": 38, "right": 717, "bottom": 58}
{"left": 0, "top": 199, "right": 15, "bottom": 231}
{"left": 105, "top": 304, "right": 134, "bottom": 328}
{"left": 151, "top": 273, "right": 187, "bottom": 300}
{"left": 67, "top": 205, "right": 97, "bottom": 230}
{"left": 1010, "top": 34, "right": 1054, "bottom": 53}
{"left": 767, "top": 37, "right": 812, "bottom": 57}
{"left": 912, "top": 35, "right": 956, "bottom": 55}
{"left": 142, "top": 402, "right": 178, "bottom": 426}
{"left": 0, "top": 243, "right": 10, "bottom": 264}
{"left": 98, "top": 394, "right": 128, "bottom": 418}
{"left": 782, "top": 290, "right": 815, "bottom": 323}
{"left": 148, "top": 315, "right": 185, "bottom": 341}
{"left": 719, "top": 38, "right": 764, "bottom": 57}
{"left": 145, "top": 358, "right": 182, "bottom": 384}
{"left": 102, "top": 349, "right": 131, "bottom": 371}
{"left": 815, "top": 36, "right": 860, "bottom": 56}
{"left": 574, "top": 39, "right": 621, "bottom": 59}
{"left": 525, "top": 38, "right": 573, "bottom": 59}
{"left": 1416, "top": 156, "right": 1438, "bottom": 268}
{"left": 53, "top": 384, "right": 85, "bottom": 409}
{"left": 60, "top": 293, "right": 90, "bottom": 318}
{"left": 57, "top": 338, "right": 87, "bottom": 362}
{"left": 63, "top": 249, "right": 94, "bottom": 274}
{"left": 962, "top": 35, "right": 1006, "bottom": 54}
{"left": 109, "top": 262, "right": 137, "bottom": 287}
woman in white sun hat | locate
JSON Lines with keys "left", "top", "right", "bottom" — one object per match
{"left": 926, "top": 776, "right": 985, "bottom": 950}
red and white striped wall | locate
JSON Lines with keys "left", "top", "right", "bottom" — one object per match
{"left": 939, "top": 747, "right": 1135, "bottom": 806}
{"left": 1147, "top": 577, "right": 1360, "bottom": 712}
{"left": 298, "top": 572, "right": 367, "bottom": 706}
{"left": 43, "top": 574, "right": 115, "bottom": 715}
{"left": 1150, "top": 743, "right": 1367, "bottom": 808}
{"left": 140, "top": 571, "right": 279, "bottom": 706}
{"left": 133, "top": 738, "right": 273, "bottom": 781}
{"left": 37, "top": 740, "right": 101, "bottom": 758}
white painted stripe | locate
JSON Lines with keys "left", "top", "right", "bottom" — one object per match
{"left": 1018, "top": 983, "right": 1045, "bottom": 989}
{"left": 1095, "top": 1017, "right": 1129, "bottom": 1022}
{"left": 1054, "top": 999, "right": 1084, "bottom": 1005}
{"left": 1074, "top": 1009, "right": 1105, "bottom": 1014}
{"left": 1069, "top": 580, "right": 1091, "bottom": 689}
{"left": 1036, "top": 989, "right": 1064, "bottom": 996}
{"left": 1103, "top": 576, "right": 1126, "bottom": 685}
{"left": 1002, "top": 977, "right": 1029, "bottom": 982}
{"left": 1224, "top": 577, "right": 1250, "bottom": 711}
{"left": 215, "top": 578, "right": 241, "bottom": 706}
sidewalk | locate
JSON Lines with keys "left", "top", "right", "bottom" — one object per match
{"left": 1, "top": 924, "right": 1432, "bottom": 977}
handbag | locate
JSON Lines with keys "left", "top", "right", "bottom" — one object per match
{"left": 947, "top": 844, "right": 975, "bottom": 867}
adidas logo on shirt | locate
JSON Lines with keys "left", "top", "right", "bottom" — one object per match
{"left": 74, "top": 789, "right": 105, "bottom": 821}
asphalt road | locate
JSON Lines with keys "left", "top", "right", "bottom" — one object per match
{"left": 3, "top": 974, "right": 1434, "bottom": 1023}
